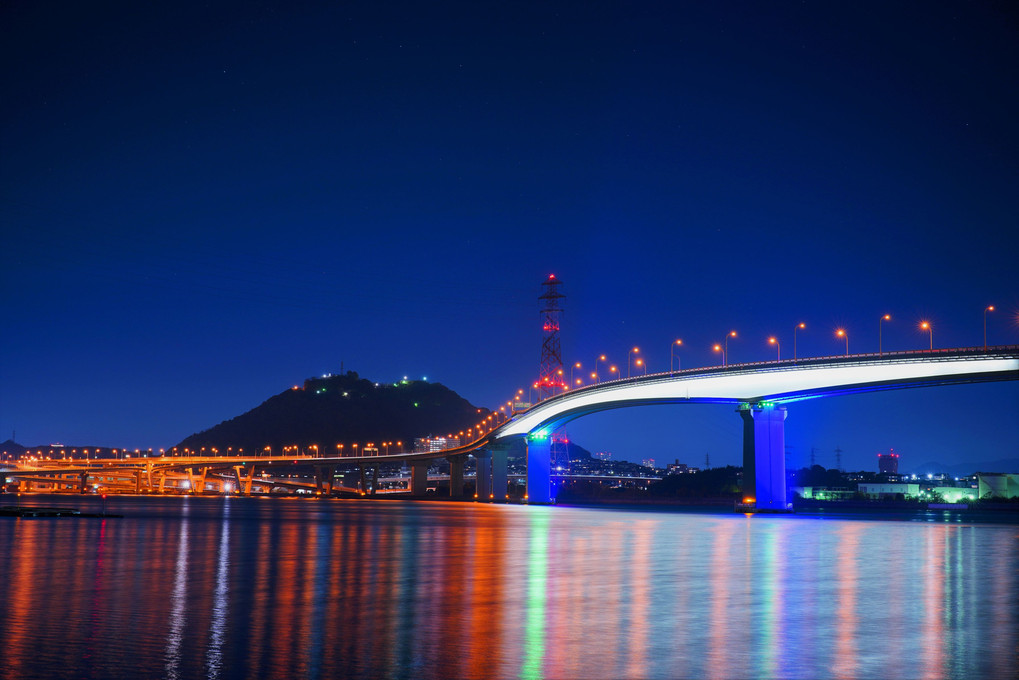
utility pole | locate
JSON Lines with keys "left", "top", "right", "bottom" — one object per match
{"left": 834, "top": 446, "right": 843, "bottom": 472}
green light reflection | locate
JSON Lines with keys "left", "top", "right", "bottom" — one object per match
{"left": 522, "top": 510, "right": 550, "bottom": 680}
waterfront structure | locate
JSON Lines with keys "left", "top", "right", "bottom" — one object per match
{"left": 492, "top": 346, "right": 1018, "bottom": 507}
{"left": 857, "top": 483, "right": 921, "bottom": 499}
{"left": 878, "top": 451, "right": 900, "bottom": 474}
{"left": 977, "top": 473, "right": 1019, "bottom": 499}
{"left": 666, "top": 461, "right": 689, "bottom": 474}
{"left": 4, "top": 347, "right": 1018, "bottom": 510}
{"left": 414, "top": 436, "right": 460, "bottom": 453}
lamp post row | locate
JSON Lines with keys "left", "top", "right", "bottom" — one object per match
{"left": 522, "top": 305, "right": 999, "bottom": 399}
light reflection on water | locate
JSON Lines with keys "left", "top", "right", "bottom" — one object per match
{"left": 0, "top": 495, "right": 1016, "bottom": 680}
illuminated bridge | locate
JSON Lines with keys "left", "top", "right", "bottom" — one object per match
{"left": 480, "top": 345, "right": 1019, "bottom": 508}
{"left": 5, "top": 347, "right": 1017, "bottom": 510}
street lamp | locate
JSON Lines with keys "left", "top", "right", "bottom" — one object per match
{"left": 920, "top": 321, "right": 933, "bottom": 350}
{"left": 836, "top": 328, "right": 849, "bottom": 356}
{"left": 984, "top": 305, "right": 995, "bottom": 350}
{"left": 609, "top": 365, "right": 620, "bottom": 380}
{"left": 793, "top": 322, "right": 806, "bottom": 361}
{"left": 670, "top": 339, "right": 683, "bottom": 374}
{"left": 570, "top": 362, "right": 581, "bottom": 385}
{"left": 627, "top": 347, "right": 639, "bottom": 378}
{"left": 717, "top": 331, "right": 737, "bottom": 366}
{"left": 594, "top": 355, "right": 606, "bottom": 383}
{"left": 768, "top": 336, "right": 780, "bottom": 360}
{"left": 635, "top": 358, "right": 647, "bottom": 375}
{"left": 879, "top": 314, "right": 891, "bottom": 355}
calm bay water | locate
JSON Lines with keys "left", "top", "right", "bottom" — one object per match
{"left": 1, "top": 495, "right": 1016, "bottom": 680}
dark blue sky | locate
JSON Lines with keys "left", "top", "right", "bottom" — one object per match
{"left": 2, "top": 1, "right": 1017, "bottom": 471}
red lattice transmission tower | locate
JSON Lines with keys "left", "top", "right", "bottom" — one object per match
{"left": 537, "top": 274, "right": 566, "bottom": 399}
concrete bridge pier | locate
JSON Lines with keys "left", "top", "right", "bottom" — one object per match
{"left": 79, "top": 471, "right": 89, "bottom": 494}
{"left": 526, "top": 434, "right": 553, "bottom": 504}
{"left": 447, "top": 455, "right": 465, "bottom": 497}
{"left": 187, "top": 467, "right": 209, "bottom": 494}
{"left": 357, "top": 464, "right": 380, "bottom": 495}
{"left": 739, "top": 403, "right": 789, "bottom": 510}
{"left": 314, "top": 466, "right": 333, "bottom": 495}
{"left": 410, "top": 461, "right": 429, "bottom": 496}
{"left": 491, "top": 445, "right": 509, "bottom": 502}
{"left": 474, "top": 451, "right": 492, "bottom": 501}
{"left": 233, "top": 466, "right": 255, "bottom": 495}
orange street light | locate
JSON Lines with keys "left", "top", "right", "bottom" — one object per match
{"left": 627, "top": 347, "right": 640, "bottom": 378}
{"left": 670, "top": 339, "right": 683, "bottom": 374}
{"left": 718, "top": 331, "right": 737, "bottom": 366}
{"left": 570, "top": 362, "right": 582, "bottom": 385}
{"left": 768, "top": 336, "right": 780, "bottom": 360}
{"left": 879, "top": 314, "right": 891, "bottom": 355}
{"left": 793, "top": 322, "right": 806, "bottom": 361}
{"left": 836, "top": 328, "right": 848, "bottom": 356}
{"left": 713, "top": 344, "right": 723, "bottom": 365}
{"left": 635, "top": 357, "right": 647, "bottom": 375}
{"left": 594, "top": 355, "right": 607, "bottom": 383}
{"left": 984, "top": 305, "right": 995, "bottom": 350}
{"left": 920, "top": 321, "right": 933, "bottom": 350}
{"left": 609, "top": 365, "right": 619, "bottom": 380}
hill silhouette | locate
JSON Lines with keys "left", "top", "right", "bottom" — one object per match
{"left": 174, "top": 372, "right": 493, "bottom": 455}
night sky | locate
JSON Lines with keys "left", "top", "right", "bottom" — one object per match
{"left": 3, "top": 2, "right": 1017, "bottom": 472}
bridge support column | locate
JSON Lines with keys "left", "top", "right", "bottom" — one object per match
{"left": 79, "top": 472, "right": 89, "bottom": 494}
{"left": 411, "top": 461, "right": 429, "bottom": 496}
{"left": 135, "top": 470, "right": 142, "bottom": 494}
{"left": 314, "top": 466, "right": 333, "bottom": 495}
{"left": 358, "top": 465, "right": 373, "bottom": 495}
{"left": 526, "top": 434, "right": 553, "bottom": 504}
{"left": 739, "top": 407, "right": 756, "bottom": 501}
{"left": 491, "top": 445, "right": 509, "bottom": 502}
{"left": 187, "top": 467, "right": 209, "bottom": 494}
{"left": 233, "top": 466, "right": 255, "bottom": 495}
{"left": 447, "top": 456, "right": 465, "bottom": 498}
{"left": 474, "top": 451, "right": 492, "bottom": 501}
{"left": 739, "top": 403, "right": 789, "bottom": 511}
{"left": 370, "top": 465, "right": 379, "bottom": 495}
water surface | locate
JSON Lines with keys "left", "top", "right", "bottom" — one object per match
{"left": 1, "top": 495, "right": 1015, "bottom": 679}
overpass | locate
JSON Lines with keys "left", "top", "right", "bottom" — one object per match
{"left": 476, "top": 346, "right": 1019, "bottom": 508}
{"left": 5, "top": 347, "right": 1016, "bottom": 509}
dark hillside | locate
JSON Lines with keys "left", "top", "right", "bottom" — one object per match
{"left": 174, "top": 372, "right": 492, "bottom": 454}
